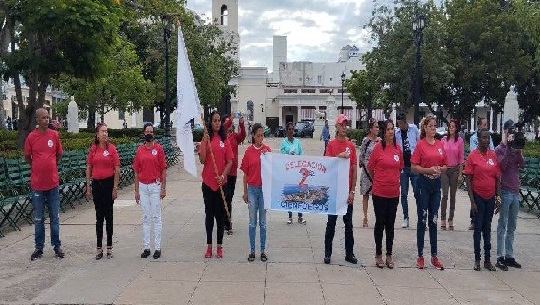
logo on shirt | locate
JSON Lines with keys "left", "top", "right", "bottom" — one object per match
{"left": 47, "top": 140, "right": 53, "bottom": 148}
{"left": 103, "top": 150, "right": 109, "bottom": 157}
{"left": 438, "top": 148, "right": 443, "bottom": 155}
{"left": 394, "top": 154, "right": 400, "bottom": 162}
{"left": 345, "top": 147, "right": 350, "bottom": 154}
{"left": 488, "top": 158, "right": 494, "bottom": 166}
{"left": 151, "top": 149, "right": 157, "bottom": 156}
{"left": 219, "top": 141, "right": 225, "bottom": 148}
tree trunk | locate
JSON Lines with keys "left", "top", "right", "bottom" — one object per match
{"left": 143, "top": 106, "right": 154, "bottom": 123}
{"left": 87, "top": 105, "right": 96, "bottom": 129}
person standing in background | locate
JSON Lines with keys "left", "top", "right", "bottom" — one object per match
{"left": 440, "top": 119, "right": 464, "bottom": 230}
{"left": 280, "top": 122, "right": 306, "bottom": 225}
{"left": 358, "top": 118, "right": 380, "bottom": 228}
{"left": 320, "top": 119, "right": 330, "bottom": 155}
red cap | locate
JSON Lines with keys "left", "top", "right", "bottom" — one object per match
{"left": 336, "top": 114, "right": 349, "bottom": 125}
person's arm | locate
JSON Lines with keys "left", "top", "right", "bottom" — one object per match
{"left": 495, "top": 177, "right": 502, "bottom": 214}
{"left": 86, "top": 164, "right": 93, "bottom": 198}
{"left": 465, "top": 174, "right": 477, "bottom": 214}
{"left": 134, "top": 171, "right": 140, "bottom": 204}
{"left": 495, "top": 145, "right": 511, "bottom": 171}
{"left": 160, "top": 167, "right": 167, "bottom": 199}
{"left": 348, "top": 165, "right": 357, "bottom": 205}
{"left": 198, "top": 133, "right": 209, "bottom": 164}
{"left": 236, "top": 120, "right": 247, "bottom": 143}
{"left": 279, "top": 140, "right": 287, "bottom": 154}
{"left": 298, "top": 141, "right": 304, "bottom": 155}
{"left": 112, "top": 165, "right": 120, "bottom": 200}
{"left": 25, "top": 155, "right": 32, "bottom": 166}
{"left": 242, "top": 173, "right": 249, "bottom": 204}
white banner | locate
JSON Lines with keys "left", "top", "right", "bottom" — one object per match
{"left": 176, "top": 25, "right": 202, "bottom": 177}
{"left": 261, "top": 153, "right": 350, "bottom": 215}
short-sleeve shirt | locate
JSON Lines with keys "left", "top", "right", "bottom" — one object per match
{"left": 441, "top": 136, "right": 464, "bottom": 167}
{"left": 133, "top": 142, "right": 167, "bottom": 184}
{"left": 87, "top": 143, "right": 120, "bottom": 179}
{"left": 280, "top": 138, "right": 303, "bottom": 155}
{"left": 24, "top": 129, "right": 63, "bottom": 191}
{"left": 368, "top": 142, "right": 404, "bottom": 198}
{"left": 325, "top": 138, "right": 357, "bottom": 192}
{"left": 240, "top": 144, "right": 272, "bottom": 187}
{"left": 198, "top": 135, "right": 233, "bottom": 191}
{"left": 411, "top": 138, "right": 447, "bottom": 169}
{"left": 464, "top": 149, "right": 501, "bottom": 200}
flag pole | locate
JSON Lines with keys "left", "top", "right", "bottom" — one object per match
{"left": 200, "top": 113, "right": 231, "bottom": 225}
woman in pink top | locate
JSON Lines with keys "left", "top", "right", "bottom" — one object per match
{"left": 440, "top": 119, "right": 464, "bottom": 230}
{"left": 411, "top": 114, "right": 447, "bottom": 270}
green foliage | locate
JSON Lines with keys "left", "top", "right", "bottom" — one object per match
{"left": 346, "top": 128, "right": 367, "bottom": 146}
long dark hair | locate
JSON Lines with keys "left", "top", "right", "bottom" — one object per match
{"left": 207, "top": 110, "right": 226, "bottom": 142}
{"left": 251, "top": 123, "right": 264, "bottom": 144}
{"left": 445, "top": 119, "right": 460, "bottom": 141}
{"left": 380, "top": 119, "right": 396, "bottom": 150}
{"left": 94, "top": 122, "right": 108, "bottom": 146}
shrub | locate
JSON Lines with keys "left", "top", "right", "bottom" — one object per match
{"left": 346, "top": 128, "right": 367, "bottom": 146}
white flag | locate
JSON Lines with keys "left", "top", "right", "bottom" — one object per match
{"left": 176, "top": 25, "right": 202, "bottom": 177}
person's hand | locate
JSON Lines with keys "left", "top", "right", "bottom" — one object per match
{"left": 261, "top": 148, "right": 269, "bottom": 155}
{"left": 347, "top": 192, "right": 355, "bottom": 205}
{"left": 458, "top": 174, "right": 463, "bottom": 184}
{"left": 470, "top": 202, "right": 478, "bottom": 215}
{"left": 112, "top": 188, "right": 118, "bottom": 200}
{"left": 243, "top": 193, "right": 249, "bottom": 204}
{"left": 507, "top": 134, "right": 514, "bottom": 143}
{"left": 239, "top": 116, "right": 244, "bottom": 124}
{"left": 216, "top": 175, "right": 225, "bottom": 186}
{"left": 337, "top": 151, "right": 350, "bottom": 159}
{"left": 160, "top": 188, "right": 166, "bottom": 199}
{"left": 135, "top": 192, "right": 140, "bottom": 205}
{"left": 86, "top": 187, "right": 92, "bottom": 200}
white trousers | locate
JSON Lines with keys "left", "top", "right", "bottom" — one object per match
{"left": 139, "top": 182, "right": 162, "bottom": 250}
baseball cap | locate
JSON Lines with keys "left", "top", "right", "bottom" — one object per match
{"left": 223, "top": 117, "right": 233, "bottom": 130}
{"left": 503, "top": 119, "right": 514, "bottom": 130}
{"left": 336, "top": 114, "right": 349, "bottom": 125}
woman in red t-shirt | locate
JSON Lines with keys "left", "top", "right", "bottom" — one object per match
{"left": 464, "top": 128, "right": 502, "bottom": 271}
{"left": 199, "top": 111, "right": 233, "bottom": 259}
{"left": 411, "top": 114, "right": 447, "bottom": 270}
{"left": 133, "top": 123, "right": 167, "bottom": 259}
{"left": 368, "top": 120, "right": 403, "bottom": 269}
{"left": 240, "top": 123, "right": 271, "bottom": 262}
{"left": 86, "top": 123, "right": 120, "bottom": 259}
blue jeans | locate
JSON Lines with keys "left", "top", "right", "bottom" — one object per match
{"left": 247, "top": 186, "right": 266, "bottom": 253}
{"left": 473, "top": 193, "right": 495, "bottom": 261}
{"left": 497, "top": 190, "right": 520, "bottom": 258}
{"left": 400, "top": 166, "right": 418, "bottom": 220}
{"left": 32, "top": 187, "right": 61, "bottom": 250}
{"left": 416, "top": 175, "right": 441, "bottom": 257}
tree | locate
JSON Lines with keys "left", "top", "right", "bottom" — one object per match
{"left": 1, "top": 0, "right": 120, "bottom": 148}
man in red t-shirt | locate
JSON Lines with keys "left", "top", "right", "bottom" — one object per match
{"left": 223, "top": 115, "right": 246, "bottom": 234}
{"left": 323, "top": 114, "right": 358, "bottom": 265}
{"left": 24, "top": 108, "right": 64, "bottom": 261}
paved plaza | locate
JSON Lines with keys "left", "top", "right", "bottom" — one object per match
{"left": 1, "top": 137, "right": 540, "bottom": 305}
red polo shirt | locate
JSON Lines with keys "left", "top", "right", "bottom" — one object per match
{"left": 240, "top": 144, "right": 272, "bottom": 187}
{"left": 199, "top": 135, "right": 233, "bottom": 191}
{"left": 226, "top": 122, "right": 246, "bottom": 177}
{"left": 325, "top": 138, "right": 357, "bottom": 192}
{"left": 87, "top": 143, "right": 120, "bottom": 179}
{"left": 133, "top": 143, "right": 167, "bottom": 184}
{"left": 411, "top": 138, "right": 447, "bottom": 169}
{"left": 464, "top": 149, "right": 501, "bottom": 200}
{"left": 368, "top": 142, "right": 404, "bottom": 198}
{"left": 24, "top": 128, "right": 63, "bottom": 191}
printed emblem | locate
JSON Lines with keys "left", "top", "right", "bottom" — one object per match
{"left": 219, "top": 141, "right": 225, "bottom": 148}
{"left": 345, "top": 147, "right": 350, "bottom": 154}
{"left": 438, "top": 148, "right": 443, "bottom": 155}
{"left": 488, "top": 158, "right": 494, "bottom": 166}
{"left": 152, "top": 149, "right": 158, "bottom": 156}
{"left": 47, "top": 140, "right": 53, "bottom": 148}
{"left": 103, "top": 150, "right": 109, "bottom": 157}
{"left": 394, "top": 154, "right": 399, "bottom": 162}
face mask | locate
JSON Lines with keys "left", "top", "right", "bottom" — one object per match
{"left": 144, "top": 134, "right": 154, "bottom": 142}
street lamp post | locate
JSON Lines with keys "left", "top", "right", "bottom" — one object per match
{"left": 413, "top": 13, "right": 425, "bottom": 126}
{"left": 340, "top": 72, "right": 345, "bottom": 114}
{"left": 162, "top": 15, "right": 173, "bottom": 136}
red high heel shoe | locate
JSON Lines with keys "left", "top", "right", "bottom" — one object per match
{"left": 204, "top": 245, "right": 212, "bottom": 258}
{"left": 216, "top": 246, "right": 223, "bottom": 258}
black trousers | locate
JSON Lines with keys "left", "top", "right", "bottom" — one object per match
{"left": 373, "top": 195, "right": 399, "bottom": 256}
{"left": 202, "top": 183, "right": 225, "bottom": 244}
{"left": 224, "top": 175, "right": 237, "bottom": 230}
{"left": 325, "top": 204, "right": 354, "bottom": 256}
{"left": 92, "top": 176, "right": 114, "bottom": 248}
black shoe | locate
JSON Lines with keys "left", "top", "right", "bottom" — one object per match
{"left": 153, "top": 250, "right": 161, "bottom": 259}
{"left": 247, "top": 252, "right": 255, "bottom": 262}
{"left": 505, "top": 257, "right": 522, "bottom": 268}
{"left": 54, "top": 247, "right": 65, "bottom": 258}
{"left": 484, "top": 260, "right": 496, "bottom": 271}
{"left": 496, "top": 257, "right": 508, "bottom": 271}
{"left": 324, "top": 255, "right": 331, "bottom": 264}
{"left": 260, "top": 252, "right": 268, "bottom": 262}
{"left": 30, "top": 249, "right": 43, "bottom": 261}
{"left": 474, "top": 260, "right": 481, "bottom": 271}
{"left": 345, "top": 254, "right": 358, "bottom": 264}
{"left": 141, "top": 249, "right": 151, "bottom": 258}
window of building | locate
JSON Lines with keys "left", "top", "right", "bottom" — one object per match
{"left": 319, "top": 89, "right": 332, "bottom": 94}
{"left": 300, "top": 106, "right": 316, "bottom": 119}
{"left": 317, "top": 75, "right": 322, "bottom": 84}
{"left": 301, "top": 88, "right": 315, "bottom": 93}
{"left": 284, "top": 89, "right": 297, "bottom": 94}
{"left": 221, "top": 5, "right": 229, "bottom": 26}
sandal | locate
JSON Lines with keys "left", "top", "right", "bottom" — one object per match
{"left": 260, "top": 252, "right": 268, "bottom": 262}
{"left": 375, "top": 255, "right": 385, "bottom": 268}
{"left": 247, "top": 252, "right": 255, "bottom": 262}
{"left": 287, "top": 218, "right": 293, "bottom": 225}
{"left": 386, "top": 256, "right": 394, "bottom": 269}
{"left": 106, "top": 246, "right": 113, "bottom": 259}
{"left": 440, "top": 220, "right": 446, "bottom": 230}
{"left": 474, "top": 260, "right": 481, "bottom": 271}
{"left": 448, "top": 221, "right": 454, "bottom": 230}
{"left": 95, "top": 247, "right": 103, "bottom": 260}
{"left": 363, "top": 218, "right": 368, "bottom": 228}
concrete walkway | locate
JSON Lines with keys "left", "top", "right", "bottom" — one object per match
{"left": 1, "top": 137, "right": 540, "bottom": 305}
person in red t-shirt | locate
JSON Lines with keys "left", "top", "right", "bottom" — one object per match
{"left": 323, "top": 114, "right": 358, "bottom": 265}
{"left": 222, "top": 114, "right": 246, "bottom": 235}
{"left": 199, "top": 111, "right": 233, "bottom": 259}
{"left": 240, "top": 123, "right": 271, "bottom": 262}
{"left": 464, "top": 128, "right": 502, "bottom": 271}
{"left": 85, "top": 123, "right": 120, "bottom": 260}
{"left": 133, "top": 123, "right": 167, "bottom": 259}
{"left": 368, "top": 119, "right": 404, "bottom": 269}
{"left": 25, "top": 108, "right": 64, "bottom": 261}
{"left": 411, "top": 114, "right": 447, "bottom": 270}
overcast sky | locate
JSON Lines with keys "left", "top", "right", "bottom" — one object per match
{"left": 185, "top": 0, "right": 381, "bottom": 71}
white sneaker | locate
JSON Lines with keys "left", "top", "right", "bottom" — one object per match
{"left": 402, "top": 218, "right": 409, "bottom": 228}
